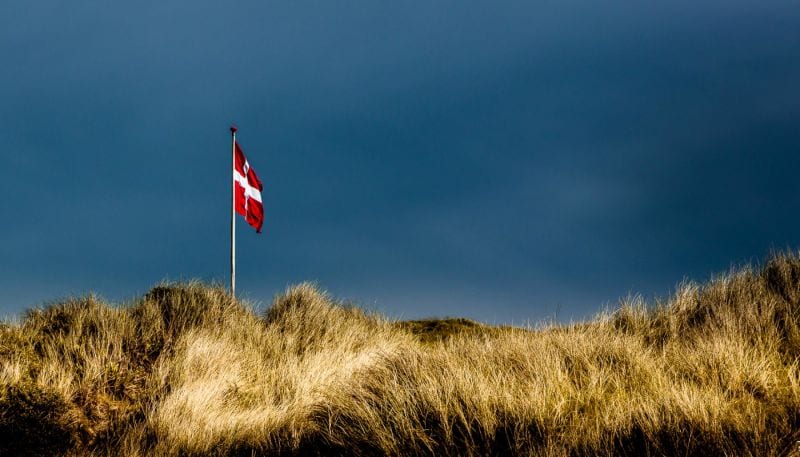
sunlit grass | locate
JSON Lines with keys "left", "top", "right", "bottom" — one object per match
{"left": 3, "top": 254, "right": 800, "bottom": 455}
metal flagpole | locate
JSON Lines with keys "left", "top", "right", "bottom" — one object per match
{"left": 230, "top": 125, "right": 237, "bottom": 304}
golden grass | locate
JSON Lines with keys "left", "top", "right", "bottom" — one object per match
{"left": 3, "top": 254, "right": 800, "bottom": 456}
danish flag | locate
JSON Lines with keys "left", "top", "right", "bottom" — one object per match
{"left": 233, "top": 141, "right": 264, "bottom": 233}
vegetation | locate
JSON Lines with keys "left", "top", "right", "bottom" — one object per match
{"left": 3, "top": 254, "right": 800, "bottom": 456}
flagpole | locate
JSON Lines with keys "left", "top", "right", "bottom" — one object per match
{"left": 230, "top": 125, "right": 237, "bottom": 305}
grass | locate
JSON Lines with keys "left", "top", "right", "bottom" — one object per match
{"left": 3, "top": 253, "right": 800, "bottom": 456}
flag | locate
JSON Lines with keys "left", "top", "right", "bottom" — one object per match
{"left": 233, "top": 141, "right": 264, "bottom": 233}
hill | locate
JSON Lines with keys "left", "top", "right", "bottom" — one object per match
{"left": 3, "top": 254, "right": 800, "bottom": 456}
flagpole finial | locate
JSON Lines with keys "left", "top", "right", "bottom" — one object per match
{"left": 230, "top": 125, "right": 238, "bottom": 134}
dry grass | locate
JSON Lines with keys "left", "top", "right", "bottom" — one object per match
{"left": 3, "top": 254, "right": 800, "bottom": 456}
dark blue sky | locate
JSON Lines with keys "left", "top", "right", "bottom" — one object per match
{"left": 2, "top": 1, "right": 799, "bottom": 323}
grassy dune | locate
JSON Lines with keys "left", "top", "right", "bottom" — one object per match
{"left": 3, "top": 255, "right": 800, "bottom": 456}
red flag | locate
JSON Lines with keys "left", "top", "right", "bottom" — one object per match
{"left": 233, "top": 141, "right": 264, "bottom": 233}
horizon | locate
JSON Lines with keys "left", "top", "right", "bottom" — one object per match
{"left": 0, "top": 252, "right": 787, "bottom": 325}
{"left": 2, "top": 1, "right": 800, "bottom": 324}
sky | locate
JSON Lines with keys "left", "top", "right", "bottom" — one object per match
{"left": 1, "top": 1, "right": 799, "bottom": 323}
